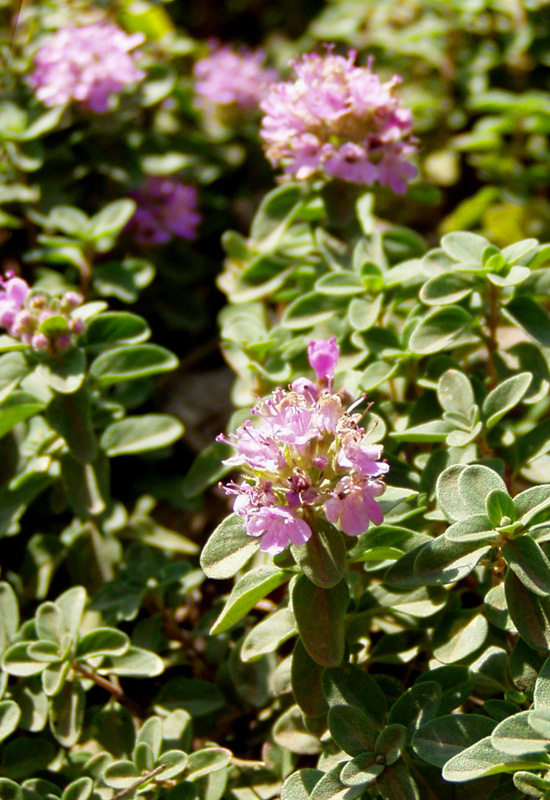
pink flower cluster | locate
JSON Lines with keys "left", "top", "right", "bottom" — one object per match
{"left": 128, "top": 178, "right": 200, "bottom": 245}
{"left": 29, "top": 22, "right": 145, "bottom": 113}
{"left": 193, "top": 44, "right": 277, "bottom": 111}
{"left": 260, "top": 48, "right": 417, "bottom": 192}
{"left": 218, "top": 338, "right": 389, "bottom": 555}
{"left": 0, "top": 274, "right": 84, "bottom": 354}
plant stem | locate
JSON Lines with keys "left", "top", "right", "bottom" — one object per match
{"left": 111, "top": 765, "right": 166, "bottom": 800}
{"left": 485, "top": 282, "right": 501, "bottom": 390}
{"left": 72, "top": 662, "right": 147, "bottom": 717}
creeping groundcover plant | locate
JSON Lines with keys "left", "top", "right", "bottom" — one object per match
{"left": 3, "top": 2, "right": 550, "bottom": 800}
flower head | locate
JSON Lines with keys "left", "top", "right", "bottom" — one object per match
{"left": 218, "top": 339, "right": 388, "bottom": 555}
{"left": 29, "top": 21, "right": 145, "bottom": 112}
{"left": 260, "top": 48, "right": 416, "bottom": 191}
{"left": 128, "top": 178, "right": 200, "bottom": 245}
{"left": 194, "top": 43, "right": 277, "bottom": 112}
{"left": 0, "top": 275, "right": 84, "bottom": 354}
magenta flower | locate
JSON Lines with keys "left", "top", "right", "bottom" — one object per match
{"left": 194, "top": 44, "right": 277, "bottom": 112}
{"left": 247, "top": 506, "right": 312, "bottom": 555}
{"left": 29, "top": 22, "right": 145, "bottom": 112}
{"left": 0, "top": 276, "right": 83, "bottom": 354}
{"left": 128, "top": 178, "right": 200, "bottom": 245}
{"left": 308, "top": 337, "right": 339, "bottom": 384}
{"left": 260, "top": 48, "right": 416, "bottom": 191}
{"left": 218, "top": 339, "right": 388, "bottom": 554}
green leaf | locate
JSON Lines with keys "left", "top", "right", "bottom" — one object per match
{"left": 534, "top": 658, "right": 550, "bottom": 710}
{"left": 327, "top": 705, "right": 379, "bottom": 756}
{"left": 36, "top": 601, "right": 66, "bottom": 644}
{"left": 99, "top": 647, "right": 163, "bottom": 677}
{"left": 413, "top": 714, "right": 495, "bottom": 767}
{"left": 154, "top": 677, "right": 225, "bottom": 717}
{"left": 0, "top": 352, "right": 30, "bottom": 404}
{"left": 375, "top": 761, "right": 420, "bottom": 800}
{"left": 282, "top": 292, "right": 346, "bottom": 330}
{"left": 502, "top": 536, "right": 550, "bottom": 597}
{"left": 441, "top": 232, "right": 489, "bottom": 262}
{"left": 251, "top": 183, "right": 306, "bottom": 248}
{"left": 292, "top": 577, "right": 348, "bottom": 667}
{"left": 84, "top": 312, "right": 150, "bottom": 348}
{"left": 291, "top": 637, "right": 327, "bottom": 718}
{"left": 505, "top": 570, "right": 550, "bottom": 650}
{"left": 180, "top": 441, "right": 231, "bottom": 498}
{"left": 414, "top": 535, "right": 491, "bottom": 585}
{"left": 42, "top": 660, "right": 70, "bottom": 696}
{"left": 376, "top": 724, "right": 407, "bottom": 765}
{"left": 281, "top": 770, "right": 324, "bottom": 800}
{"left": 408, "top": 305, "right": 473, "bottom": 355}
{"left": 444, "top": 513, "right": 498, "bottom": 544}
{"left": 60, "top": 453, "right": 109, "bottom": 518}
{"left": 0, "top": 701, "right": 20, "bottom": 743}
{"left": 388, "top": 682, "right": 442, "bottom": 739}
{"left": 483, "top": 373, "right": 532, "bottom": 429}
{"left": 1, "top": 737, "right": 55, "bottom": 780}
{"left": 437, "top": 369, "right": 475, "bottom": 417}
{"left": 76, "top": 628, "right": 130, "bottom": 659}
{"left": 505, "top": 296, "right": 550, "bottom": 347}
{"left": 49, "top": 679, "right": 85, "bottom": 747}
{"left": 210, "top": 567, "right": 291, "bottom": 635}
{"left": 88, "top": 200, "right": 136, "bottom": 241}
{"left": 291, "top": 517, "right": 346, "bottom": 588}
{"left": 339, "top": 752, "right": 382, "bottom": 788}
{"left": 155, "top": 750, "right": 188, "bottom": 780}
{"left": 200, "top": 513, "right": 259, "bottom": 579}
{"left": 38, "top": 348, "right": 86, "bottom": 394}
{"left": 90, "top": 344, "right": 178, "bottom": 386}
{"left": 458, "top": 465, "right": 508, "bottom": 515}
{"left": 322, "top": 665, "right": 387, "bottom": 725}
{"left": 434, "top": 613, "right": 489, "bottom": 664}
{"left": 101, "top": 414, "right": 183, "bottom": 456}
{"left": 0, "top": 392, "right": 45, "bottom": 438}
{"left": 135, "top": 725, "right": 160, "bottom": 767}
{"left": 390, "top": 420, "right": 453, "bottom": 443}
{"left": 61, "top": 778, "right": 93, "bottom": 800}
{"left": 2, "top": 643, "right": 46, "bottom": 676}
{"left": 45, "top": 389, "right": 97, "bottom": 463}
{"left": 486, "top": 490, "right": 516, "bottom": 528}
{"left": 359, "top": 361, "right": 398, "bottom": 391}
{"left": 0, "top": 583, "right": 19, "bottom": 650}
{"left": 93, "top": 258, "right": 154, "bottom": 303}
{"left": 528, "top": 709, "right": 550, "bottom": 740}
{"left": 420, "top": 272, "right": 478, "bottom": 306}
{"left": 273, "top": 705, "right": 322, "bottom": 756}
{"left": 103, "top": 760, "right": 140, "bottom": 789}
{"left": 515, "top": 486, "right": 550, "bottom": 526}
{"left": 492, "top": 711, "right": 550, "bottom": 756}
{"left": 443, "top": 736, "right": 536, "bottom": 782}
{"left": 241, "top": 608, "right": 296, "bottom": 662}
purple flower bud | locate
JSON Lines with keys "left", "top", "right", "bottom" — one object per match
{"left": 63, "top": 291, "right": 83, "bottom": 309}
{"left": 308, "top": 337, "right": 340, "bottom": 383}
{"left": 70, "top": 318, "right": 85, "bottom": 335}
{"left": 55, "top": 334, "right": 72, "bottom": 351}
{"left": 31, "top": 333, "right": 49, "bottom": 352}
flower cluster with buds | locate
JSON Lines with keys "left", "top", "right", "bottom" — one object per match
{"left": 193, "top": 43, "right": 277, "bottom": 112}
{"left": 218, "top": 337, "right": 389, "bottom": 555}
{"left": 260, "top": 48, "right": 417, "bottom": 192}
{"left": 0, "top": 275, "right": 84, "bottom": 354}
{"left": 29, "top": 22, "right": 145, "bottom": 113}
{"left": 128, "top": 178, "right": 201, "bottom": 245}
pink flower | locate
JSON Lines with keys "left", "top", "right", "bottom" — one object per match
{"left": 325, "top": 478, "right": 385, "bottom": 536}
{"left": 128, "top": 178, "right": 200, "bottom": 245}
{"left": 246, "top": 506, "right": 312, "bottom": 555}
{"left": 29, "top": 22, "right": 145, "bottom": 112}
{"left": 260, "top": 48, "right": 416, "bottom": 190}
{"left": 194, "top": 44, "right": 277, "bottom": 111}
{"left": 0, "top": 277, "right": 30, "bottom": 331}
{"left": 0, "top": 274, "right": 83, "bottom": 353}
{"left": 218, "top": 372, "right": 388, "bottom": 554}
{"left": 308, "top": 337, "right": 340, "bottom": 383}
